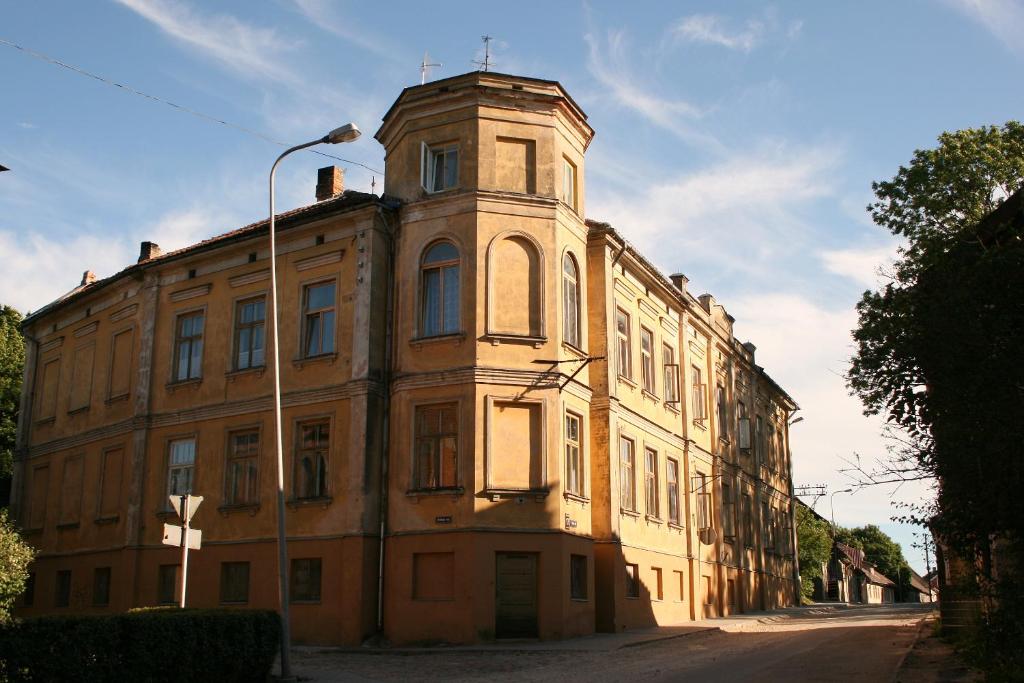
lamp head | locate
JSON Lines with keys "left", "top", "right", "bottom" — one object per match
{"left": 324, "top": 123, "right": 361, "bottom": 144}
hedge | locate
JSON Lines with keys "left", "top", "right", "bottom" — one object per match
{"left": 0, "top": 608, "right": 280, "bottom": 682}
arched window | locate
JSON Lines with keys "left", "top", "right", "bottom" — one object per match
{"left": 562, "top": 253, "right": 581, "bottom": 348}
{"left": 421, "top": 241, "right": 460, "bottom": 337}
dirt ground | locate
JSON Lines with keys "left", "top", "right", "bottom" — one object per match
{"left": 288, "top": 604, "right": 960, "bottom": 682}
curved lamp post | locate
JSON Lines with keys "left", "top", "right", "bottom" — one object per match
{"left": 830, "top": 488, "right": 854, "bottom": 539}
{"left": 268, "top": 123, "right": 360, "bottom": 680}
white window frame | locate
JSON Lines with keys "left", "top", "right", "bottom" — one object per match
{"left": 421, "top": 141, "right": 459, "bottom": 193}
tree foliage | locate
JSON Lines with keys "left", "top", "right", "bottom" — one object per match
{"left": 0, "top": 510, "right": 34, "bottom": 623}
{"left": 0, "top": 305, "right": 24, "bottom": 480}
{"left": 796, "top": 504, "right": 832, "bottom": 599}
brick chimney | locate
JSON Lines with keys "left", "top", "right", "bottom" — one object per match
{"left": 81, "top": 270, "right": 97, "bottom": 286}
{"left": 316, "top": 166, "right": 344, "bottom": 202}
{"left": 138, "top": 241, "right": 162, "bottom": 263}
{"left": 670, "top": 272, "right": 689, "bottom": 292}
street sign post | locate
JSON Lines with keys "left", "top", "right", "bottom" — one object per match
{"left": 161, "top": 494, "right": 203, "bottom": 608}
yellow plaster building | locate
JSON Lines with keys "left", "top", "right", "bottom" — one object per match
{"left": 12, "top": 71, "right": 799, "bottom": 645}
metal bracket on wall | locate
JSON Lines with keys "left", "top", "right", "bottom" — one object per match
{"left": 533, "top": 355, "right": 606, "bottom": 392}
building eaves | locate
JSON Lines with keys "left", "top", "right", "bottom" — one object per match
{"left": 23, "top": 191, "right": 385, "bottom": 328}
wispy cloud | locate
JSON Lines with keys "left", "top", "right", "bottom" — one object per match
{"left": 289, "top": 0, "right": 401, "bottom": 62}
{"left": 819, "top": 244, "right": 901, "bottom": 289}
{"left": 584, "top": 29, "right": 720, "bottom": 152}
{"left": 112, "top": 0, "right": 300, "bottom": 85}
{"left": 672, "top": 14, "right": 765, "bottom": 52}
{"left": 942, "top": 0, "right": 1024, "bottom": 56}
{"left": 17, "top": 122, "right": 37, "bottom": 129}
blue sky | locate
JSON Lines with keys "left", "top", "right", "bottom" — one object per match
{"left": 3, "top": 0, "right": 1022, "bottom": 574}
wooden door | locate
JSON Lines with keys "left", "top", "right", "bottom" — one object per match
{"left": 495, "top": 552, "right": 538, "bottom": 638}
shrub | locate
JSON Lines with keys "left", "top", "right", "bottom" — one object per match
{"left": 0, "top": 608, "right": 279, "bottom": 682}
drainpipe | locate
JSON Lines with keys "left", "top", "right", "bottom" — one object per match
{"left": 375, "top": 202, "right": 399, "bottom": 634}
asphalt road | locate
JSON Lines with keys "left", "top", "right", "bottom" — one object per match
{"left": 291, "top": 603, "right": 935, "bottom": 682}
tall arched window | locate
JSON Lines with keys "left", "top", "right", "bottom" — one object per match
{"left": 421, "top": 240, "right": 460, "bottom": 337}
{"left": 562, "top": 253, "right": 581, "bottom": 348}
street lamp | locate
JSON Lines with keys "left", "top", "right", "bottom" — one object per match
{"left": 830, "top": 488, "right": 854, "bottom": 539}
{"left": 268, "top": 123, "right": 360, "bottom": 681}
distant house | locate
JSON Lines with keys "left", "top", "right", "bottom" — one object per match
{"left": 906, "top": 569, "right": 935, "bottom": 603}
{"left": 829, "top": 542, "right": 895, "bottom": 604}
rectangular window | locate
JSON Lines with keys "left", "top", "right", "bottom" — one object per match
{"left": 421, "top": 142, "right": 459, "bottom": 193}
{"left": 644, "top": 447, "right": 659, "bottom": 518}
{"left": 762, "top": 501, "right": 772, "bottom": 550}
{"left": 742, "top": 493, "right": 754, "bottom": 547}
{"left": 302, "top": 282, "right": 336, "bottom": 357}
{"left": 570, "top": 554, "right": 587, "bottom": 600}
{"left": 691, "top": 366, "right": 707, "bottom": 422}
{"left": 652, "top": 567, "right": 664, "bottom": 601}
{"left": 674, "top": 569, "right": 685, "bottom": 602}
{"left": 28, "top": 464, "right": 49, "bottom": 530}
{"left": 721, "top": 482, "right": 736, "bottom": 539}
{"left": 755, "top": 416, "right": 765, "bottom": 465}
{"left": 23, "top": 572, "right": 35, "bottom": 607}
{"left": 58, "top": 454, "right": 83, "bottom": 526}
{"left": 55, "top": 570, "right": 71, "bottom": 608}
{"left": 108, "top": 328, "right": 134, "bottom": 400}
{"left": 716, "top": 384, "right": 728, "bottom": 439}
{"left": 167, "top": 438, "right": 196, "bottom": 499}
{"left": 565, "top": 412, "right": 583, "bottom": 497}
{"left": 619, "top": 436, "right": 635, "bottom": 511}
{"left": 37, "top": 357, "right": 61, "bottom": 419}
{"left": 615, "top": 308, "right": 632, "bottom": 379}
{"left": 158, "top": 564, "right": 180, "bottom": 605}
{"left": 290, "top": 558, "right": 322, "bottom": 602}
{"left": 696, "top": 473, "right": 711, "bottom": 531}
{"left": 414, "top": 404, "right": 458, "bottom": 490}
{"left": 640, "top": 327, "right": 655, "bottom": 394}
{"left": 768, "top": 423, "right": 777, "bottom": 470}
{"left": 294, "top": 421, "right": 329, "bottom": 499}
{"left": 233, "top": 297, "right": 266, "bottom": 370}
{"left": 625, "top": 563, "right": 640, "bottom": 599}
{"left": 220, "top": 562, "right": 250, "bottom": 604}
{"left": 666, "top": 458, "right": 680, "bottom": 525}
{"left": 93, "top": 567, "right": 111, "bottom": 607}
{"left": 737, "top": 401, "right": 751, "bottom": 451}
{"left": 173, "top": 311, "right": 204, "bottom": 382}
{"left": 69, "top": 343, "right": 95, "bottom": 411}
{"left": 225, "top": 430, "right": 259, "bottom": 506}
{"left": 98, "top": 447, "right": 123, "bottom": 519}
{"left": 562, "top": 157, "right": 577, "bottom": 211}
{"left": 413, "top": 552, "right": 455, "bottom": 601}
{"left": 663, "top": 344, "right": 679, "bottom": 404}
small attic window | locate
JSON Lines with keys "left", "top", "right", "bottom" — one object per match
{"left": 188, "top": 269, "right": 197, "bottom": 279}
{"left": 316, "top": 234, "right": 325, "bottom": 246}
{"left": 512, "top": 84, "right": 524, "bottom": 91}
{"left": 248, "top": 252, "right": 257, "bottom": 263}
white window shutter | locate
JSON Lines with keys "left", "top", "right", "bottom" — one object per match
{"left": 420, "top": 141, "right": 430, "bottom": 191}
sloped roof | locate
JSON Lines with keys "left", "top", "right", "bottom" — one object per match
{"left": 908, "top": 570, "right": 931, "bottom": 594}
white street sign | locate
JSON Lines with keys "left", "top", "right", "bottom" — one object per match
{"left": 169, "top": 494, "right": 203, "bottom": 523}
{"left": 162, "top": 523, "right": 202, "bottom": 550}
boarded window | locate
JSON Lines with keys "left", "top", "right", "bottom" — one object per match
{"left": 98, "top": 447, "right": 124, "bottom": 519}
{"left": 37, "top": 358, "right": 61, "bottom": 419}
{"left": 55, "top": 570, "right": 71, "bottom": 608}
{"left": 158, "top": 564, "right": 181, "bottom": 604}
{"left": 495, "top": 137, "right": 536, "bottom": 194}
{"left": 652, "top": 567, "right": 664, "bottom": 600}
{"left": 58, "top": 455, "right": 83, "bottom": 525}
{"left": 220, "top": 562, "right": 250, "bottom": 604}
{"left": 108, "top": 329, "right": 134, "bottom": 399}
{"left": 489, "top": 401, "right": 543, "bottom": 491}
{"left": 674, "top": 569, "right": 686, "bottom": 601}
{"left": 68, "top": 344, "right": 95, "bottom": 411}
{"left": 412, "top": 552, "right": 455, "bottom": 601}
{"left": 625, "top": 563, "right": 640, "bottom": 598}
{"left": 491, "top": 236, "right": 541, "bottom": 336}
{"left": 290, "top": 558, "right": 322, "bottom": 602}
{"left": 28, "top": 464, "right": 49, "bottom": 529}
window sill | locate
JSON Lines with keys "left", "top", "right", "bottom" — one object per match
{"left": 641, "top": 388, "right": 658, "bottom": 402}
{"left": 617, "top": 375, "right": 637, "bottom": 388}
{"left": 287, "top": 496, "right": 333, "bottom": 510}
{"left": 562, "top": 342, "right": 588, "bottom": 359}
{"left": 226, "top": 366, "right": 266, "bottom": 381}
{"left": 563, "top": 491, "right": 590, "bottom": 504}
{"left": 410, "top": 332, "right": 466, "bottom": 348}
{"left": 292, "top": 353, "right": 337, "bottom": 369}
{"left": 485, "top": 488, "right": 549, "bottom": 502}
{"left": 667, "top": 522, "right": 685, "bottom": 531}
{"left": 67, "top": 406, "right": 90, "bottom": 416}
{"left": 105, "top": 393, "right": 130, "bottom": 406}
{"left": 94, "top": 515, "right": 120, "bottom": 526}
{"left": 620, "top": 509, "right": 640, "bottom": 518}
{"left": 34, "top": 416, "right": 56, "bottom": 427}
{"left": 406, "top": 487, "right": 464, "bottom": 501}
{"left": 483, "top": 333, "right": 547, "bottom": 348}
{"left": 155, "top": 509, "right": 177, "bottom": 520}
{"left": 289, "top": 599, "right": 323, "bottom": 605}
{"left": 218, "top": 503, "right": 261, "bottom": 517}
{"left": 166, "top": 378, "right": 202, "bottom": 392}
{"left": 691, "top": 419, "right": 708, "bottom": 431}
{"left": 645, "top": 515, "right": 663, "bottom": 524}
{"left": 664, "top": 402, "right": 681, "bottom": 414}
{"left": 22, "top": 527, "right": 42, "bottom": 536}
{"left": 56, "top": 521, "right": 80, "bottom": 530}
{"left": 719, "top": 436, "right": 731, "bottom": 445}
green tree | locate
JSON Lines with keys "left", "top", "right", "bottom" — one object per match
{"left": 0, "top": 509, "right": 34, "bottom": 622}
{"left": 0, "top": 305, "right": 24, "bottom": 480}
{"left": 796, "top": 504, "right": 832, "bottom": 600}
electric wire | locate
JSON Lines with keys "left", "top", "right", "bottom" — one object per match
{"left": 0, "top": 37, "right": 385, "bottom": 176}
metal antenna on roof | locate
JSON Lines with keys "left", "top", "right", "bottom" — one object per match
{"left": 420, "top": 51, "right": 442, "bottom": 85}
{"left": 472, "top": 35, "right": 493, "bottom": 72}
{"left": 371, "top": 176, "right": 376, "bottom": 194}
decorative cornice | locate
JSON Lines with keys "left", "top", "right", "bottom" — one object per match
{"left": 169, "top": 283, "right": 212, "bottom": 302}
{"left": 228, "top": 269, "right": 270, "bottom": 288}
{"left": 295, "top": 249, "right": 344, "bottom": 272}
{"left": 39, "top": 336, "right": 64, "bottom": 353}
{"left": 109, "top": 304, "right": 138, "bottom": 322}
